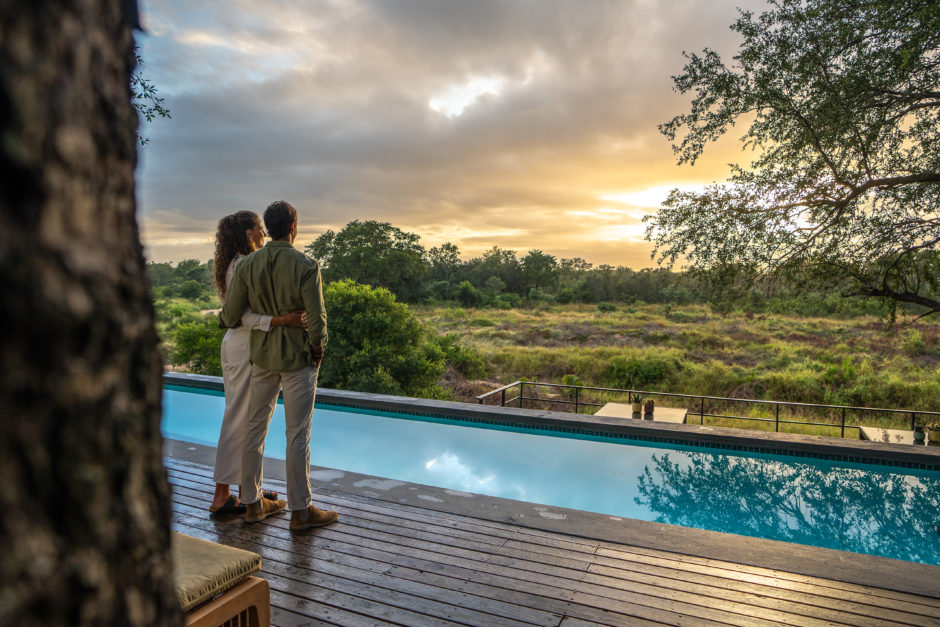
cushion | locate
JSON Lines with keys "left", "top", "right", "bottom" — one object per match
{"left": 171, "top": 532, "right": 262, "bottom": 612}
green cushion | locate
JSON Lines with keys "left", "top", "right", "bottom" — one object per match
{"left": 171, "top": 532, "right": 262, "bottom": 612}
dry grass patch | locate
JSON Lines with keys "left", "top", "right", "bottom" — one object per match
{"left": 417, "top": 304, "right": 940, "bottom": 428}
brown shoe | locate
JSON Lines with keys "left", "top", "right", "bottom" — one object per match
{"left": 289, "top": 505, "right": 338, "bottom": 531}
{"left": 244, "top": 496, "right": 286, "bottom": 523}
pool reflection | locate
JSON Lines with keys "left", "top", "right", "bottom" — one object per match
{"left": 424, "top": 452, "right": 498, "bottom": 493}
{"left": 635, "top": 451, "right": 940, "bottom": 565}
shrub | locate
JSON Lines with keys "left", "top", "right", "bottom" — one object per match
{"left": 597, "top": 301, "right": 617, "bottom": 313}
{"left": 560, "top": 374, "right": 582, "bottom": 400}
{"left": 470, "top": 317, "right": 496, "bottom": 327}
{"left": 177, "top": 279, "right": 206, "bottom": 300}
{"left": 155, "top": 300, "right": 201, "bottom": 326}
{"left": 321, "top": 280, "right": 447, "bottom": 397}
{"left": 436, "top": 333, "right": 487, "bottom": 379}
{"left": 527, "top": 287, "right": 555, "bottom": 305}
{"left": 603, "top": 353, "right": 682, "bottom": 390}
{"left": 901, "top": 328, "right": 937, "bottom": 356}
{"left": 662, "top": 285, "right": 694, "bottom": 305}
{"left": 555, "top": 287, "right": 575, "bottom": 304}
{"left": 455, "top": 281, "right": 481, "bottom": 307}
{"left": 170, "top": 315, "right": 224, "bottom": 375}
{"left": 425, "top": 280, "right": 451, "bottom": 302}
{"left": 492, "top": 293, "right": 521, "bottom": 309}
{"left": 822, "top": 356, "right": 858, "bottom": 388}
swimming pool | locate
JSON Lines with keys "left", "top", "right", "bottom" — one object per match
{"left": 162, "top": 383, "right": 940, "bottom": 566}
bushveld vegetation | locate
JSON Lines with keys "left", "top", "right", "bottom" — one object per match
{"left": 413, "top": 303, "right": 940, "bottom": 434}
{"left": 150, "top": 258, "right": 939, "bottom": 436}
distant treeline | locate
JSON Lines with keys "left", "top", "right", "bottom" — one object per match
{"left": 147, "top": 219, "right": 893, "bottom": 318}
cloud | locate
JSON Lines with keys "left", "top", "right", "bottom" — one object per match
{"left": 424, "top": 451, "right": 527, "bottom": 501}
{"left": 136, "top": 0, "right": 763, "bottom": 264}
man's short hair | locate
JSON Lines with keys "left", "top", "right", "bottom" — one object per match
{"left": 263, "top": 200, "right": 298, "bottom": 240}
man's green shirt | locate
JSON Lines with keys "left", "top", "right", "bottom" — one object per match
{"left": 220, "top": 241, "right": 327, "bottom": 371}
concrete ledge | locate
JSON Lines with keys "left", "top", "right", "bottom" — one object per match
{"left": 164, "top": 372, "right": 940, "bottom": 470}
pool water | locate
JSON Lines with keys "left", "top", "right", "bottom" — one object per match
{"left": 162, "top": 385, "right": 940, "bottom": 566}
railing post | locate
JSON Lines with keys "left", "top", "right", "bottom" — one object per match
{"left": 574, "top": 387, "right": 579, "bottom": 414}
{"left": 911, "top": 412, "right": 916, "bottom": 430}
{"left": 841, "top": 407, "right": 845, "bottom": 438}
{"left": 700, "top": 396, "right": 705, "bottom": 425}
{"left": 519, "top": 382, "right": 524, "bottom": 408}
{"left": 775, "top": 404, "right": 780, "bottom": 432}
{"left": 501, "top": 388, "right": 505, "bottom": 407}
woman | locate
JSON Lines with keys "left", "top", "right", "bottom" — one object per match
{"left": 209, "top": 211, "right": 306, "bottom": 513}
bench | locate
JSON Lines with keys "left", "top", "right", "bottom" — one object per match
{"left": 172, "top": 532, "right": 270, "bottom": 627}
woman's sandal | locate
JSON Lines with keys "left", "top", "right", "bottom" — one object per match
{"left": 209, "top": 495, "right": 247, "bottom": 514}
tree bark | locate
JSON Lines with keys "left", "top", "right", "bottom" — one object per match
{"left": 0, "top": 2, "right": 181, "bottom": 625}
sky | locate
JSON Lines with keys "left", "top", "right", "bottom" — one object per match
{"left": 136, "top": 0, "right": 763, "bottom": 268}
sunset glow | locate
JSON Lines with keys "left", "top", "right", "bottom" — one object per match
{"left": 601, "top": 184, "right": 711, "bottom": 209}
{"left": 136, "top": 0, "right": 762, "bottom": 267}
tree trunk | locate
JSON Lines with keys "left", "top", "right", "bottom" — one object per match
{"left": 0, "top": 2, "right": 181, "bottom": 625}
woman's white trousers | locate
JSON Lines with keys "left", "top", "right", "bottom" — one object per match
{"left": 213, "top": 327, "right": 252, "bottom": 485}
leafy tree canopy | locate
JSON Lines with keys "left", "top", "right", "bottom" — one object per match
{"left": 465, "top": 246, "right": 524, "bottom": 294}
{"left": 305, "top": 220, "right": 427, "bottom": 301}
{"left": 648, "top": 0, "right": 940, "bottom": 318}
{"left": 559, "top": 257, "right": 593, "bottom": 275}
{"left": 521, "top": 249, "right": 558, "bottom": 291}
{"left": 427, "top": 242, "right": 462, "bottom": 282}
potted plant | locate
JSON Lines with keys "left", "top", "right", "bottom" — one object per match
{"left": 913, "top": 422, "right": 926, "bottom": 443}
{"left": 925, "top": 422, "right": 940, "bottom": 443}
{"left": 631, "top": 394, "right": 643, "bottom": 415}
{"left": 644, "top": 398, "right": 655, "bottom": 416}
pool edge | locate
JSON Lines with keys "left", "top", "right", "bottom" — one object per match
{"left": 165, "top": 371, "right": 940, "bottom": 471}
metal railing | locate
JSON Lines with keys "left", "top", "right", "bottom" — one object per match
{"left": 476, "top": 381, "right": 940, "bottom": 438}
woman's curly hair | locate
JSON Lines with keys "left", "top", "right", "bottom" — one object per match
{"left": 213, "top": 211, "right": 261, "bottom": 300}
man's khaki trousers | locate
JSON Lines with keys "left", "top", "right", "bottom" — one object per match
{"left": 241, "top": 364, "right": 318, "bottom": 510}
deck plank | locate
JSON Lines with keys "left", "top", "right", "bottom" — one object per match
{"left": 168, "top": 486, "right": 730, "bottom": 624}
{"left": 170, "top": 493, "right": 701, "bottom": 625}
{"left": 587, "top": 560, "right": 940, "bottom": 626}
{"left": 165, "top": 458, "right": 602, "bottom": 552}
{"left": 166, "top": 456, "right": 939, "bottom": 627}
{"left": 479, "top": 532, "right": 938, "bottom": 625}
{"left": 270, "top": 590, "right": 406, "bottom": 626}
{"left": 172, "top": 515, "right": 561, "bottom": 627}
{"left": 270, "top": 588, "right": 418, "bottom": 627}
{"left": 593, "top": 545, "right": 940, "bottom": 607}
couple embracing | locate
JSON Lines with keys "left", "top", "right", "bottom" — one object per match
{"left": 212, "top": 200, "right": 337, "bottom": 532}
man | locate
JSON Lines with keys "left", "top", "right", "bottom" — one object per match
{"left": 220, "top": 200, "right": 338, "bottom": 531}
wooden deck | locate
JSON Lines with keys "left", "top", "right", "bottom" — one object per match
{"left": 167, "top": 457, "right": 940, "bottom": 626}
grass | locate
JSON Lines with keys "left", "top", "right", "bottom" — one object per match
{"left": 414, "top": 303, "right": 940, "bottom": 434}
